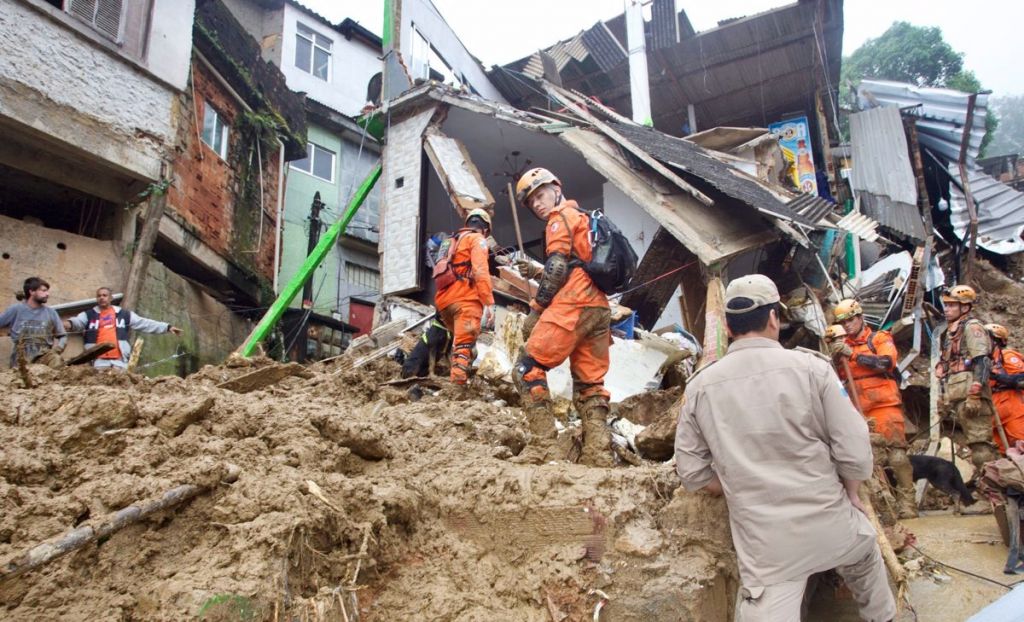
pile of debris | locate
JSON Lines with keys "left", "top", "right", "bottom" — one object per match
{"left": 0, "top": 357, "right": 735, "bottom": 621}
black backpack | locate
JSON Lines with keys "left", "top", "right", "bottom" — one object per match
{"left": 561, "top": 209, "right": 637, "bottom": 295}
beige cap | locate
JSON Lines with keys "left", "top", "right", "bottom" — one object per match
{"left": 725, "top": 274, "right": 781, "bottom": 314}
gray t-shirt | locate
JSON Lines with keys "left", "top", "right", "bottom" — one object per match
{"left": 0, "top": 303, "right": 67, "bottom": 365}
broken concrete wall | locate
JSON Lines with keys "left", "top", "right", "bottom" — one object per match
{"left": 0, "top": 215, "right": 247, "bottom": 375}
{"left": 0, "top": 0, "right": 188, "bottom": 188}
{"left": 380, "top": 105, "right": 439, "bottom": 295}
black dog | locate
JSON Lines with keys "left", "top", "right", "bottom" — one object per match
{"left": 910, "top": 454, "right": 976, "bottom": 505}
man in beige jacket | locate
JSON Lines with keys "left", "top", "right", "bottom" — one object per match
{"left": 674, "top": 274, "right": 895, "bottom": 622}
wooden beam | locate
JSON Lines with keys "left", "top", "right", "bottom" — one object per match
{"left": 122, "top": 186, "right": 167, "bottom": 310}
{"left": 543, "top": 83, "right": 714, "bottom": 206}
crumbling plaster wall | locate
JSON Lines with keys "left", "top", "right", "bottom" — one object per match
{"left": 0, "top": 1, "right": 183, "bottom": 184}
{"left": 0, "top": 214, "right": 248, "bottom": 375}
{"left": 380, "top": 106, "right": 439, "bottom": 295}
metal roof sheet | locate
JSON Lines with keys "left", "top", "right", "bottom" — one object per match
{"left": 848, "top": 106, "right": 925, "bottom": 241}
{"left": 947, "top": 163, "right": 1024, "bottom": 254}
{"left": 857, "top": 80, "right": 989, "bottom": 167}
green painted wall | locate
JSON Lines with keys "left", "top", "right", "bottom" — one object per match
{"left": 279, "top": 121, "right": 381, "bottom": 322}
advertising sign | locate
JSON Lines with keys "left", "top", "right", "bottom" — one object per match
{"left": 768, "top": 116, "right": 818, "bottom": 195}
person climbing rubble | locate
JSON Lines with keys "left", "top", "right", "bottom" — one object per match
{"left": 828, "top": 299, "right": 916, "bottom": 519}
{"left": 937, "top": 285, "right": 997, "bottom": 472}
{"left": 985, "top": 323, "right": 1024, "bottom": 453}
{"left": 675, "top": 274, "right": 896, "bottom": 622}
{"left": 431, "top": 208, "right": 495, "bottom": 385}
{"left": 64, "top": 286, "right": 182, "bottom": 371}
{"left": 0, "top": 276, "right": 66, "bottom": 368}
{"left": 512, "top": 167, "right": 614, "bottom": 467}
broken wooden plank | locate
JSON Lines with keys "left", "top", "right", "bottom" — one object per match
{"left": 544, "top": 83, "right": 714, "bottom": 207}
{"left": 1, "top": 463, "right": 240, "bottom": 582}
{"left": 64, "top": 342, "right": 115, "bottom": 366}
{"left": 559, "top": 128, "right": 776, "bottom": 266}
{"left": 619, "top": 227, "right": 697, "bottom": 329}
{"left": 424, "top": 129, "right": 495, "bottom": 215}
{"left": 217, "top": 363, "right": 313, "bottom": 394}
{"left": 698, "top": 277, "right": 728, "bottom": 368}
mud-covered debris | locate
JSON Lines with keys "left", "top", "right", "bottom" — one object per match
{"left": 635, "top": 410, "right": 679, "bottom": 462}
{"left": 155, "top": 395, "right": 215, "bottom": 436}
{"left": 216, "top": 362, "right": 313, "bottom": 393}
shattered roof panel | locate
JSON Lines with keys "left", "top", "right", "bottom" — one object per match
{"left": 947, "top": 164, "right": 1024, "bottom": 254}
{"left": 857, "top": 80, "right": 990, "bottom": 167}
{"left": 848, "top": 106, "right": 925, "bottom": 242}
{"left": 608, "top": 121, "right": 817, "bottom": 226}
{"left": 496, "top": 0, "right": 843, "bottom": 135}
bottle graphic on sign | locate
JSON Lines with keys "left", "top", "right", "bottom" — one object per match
{"left": 797, "top": 139, "right": 814, "bottom": 176}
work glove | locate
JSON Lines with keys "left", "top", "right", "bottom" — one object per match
{"left": 516, "top": 259, "right": 543, "bottom": 280}
{"left": 522, "top": 310, "right": 541, "bottom": 340}
{"left": 962, "top": 394, "right": 983, "bottom": 416}
{"left": 828, "top": 340, "right": 853, "bottom": 358}
{"left": 481, "top": 305, "right": 496, "bottom": 331}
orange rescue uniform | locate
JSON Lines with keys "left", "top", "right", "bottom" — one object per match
{"left": 434, "top": 229, "right": 494, "bottom": 384}
{"left": 523, "top": 200, "right": 610, "bottom": 402}
{"left": 991, "top": 346, "right": 1024, "bottom": 452}
{"left": 836, "top": 326, "right": 906, "bottom": 444}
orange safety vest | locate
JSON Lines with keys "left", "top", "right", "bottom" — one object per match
{"left": 434, "top": 229, "right": 494, "bottom": 312}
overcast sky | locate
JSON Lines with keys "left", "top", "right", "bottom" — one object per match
{"left": 304, "top": 0, "right": 1021, "bottom": 97}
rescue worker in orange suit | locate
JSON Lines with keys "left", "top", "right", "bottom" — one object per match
{"left": 512, "top": 167, "right": 614, "bottom": 467}
{"left": 985, "top": 323, "right": 1024, "bottom": 453}
{"left": 937, "top": 285, "right": 997, "bottom": 471}
{"left": 829, "top": 299, "right": 916, "bottom": 518}
{"left": 433, "top": 209, "right": 495, "bottom": 385}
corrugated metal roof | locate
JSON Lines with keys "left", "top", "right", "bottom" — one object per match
{"left": 786, "top": 193, "right": 835, "bottom": 223}
{"left": 947, "top": 163, "right": 1024, "bottom": 254}
{"left": 848, "top": 106, "right": 925, "bottom": 242}
{"left": 857, "top": 80, "right": 989, "bottom": 167}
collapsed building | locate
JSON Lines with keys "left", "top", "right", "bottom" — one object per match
{"left": 2, "top": 0, "right": 1024, "bottom": 620}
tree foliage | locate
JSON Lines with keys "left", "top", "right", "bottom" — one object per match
{"left": 842, "top": 22, "right": 998, "bottom": 156}
{"left": 987, "top": 96, "right": 1024, "bottom": 156}
{"left": 845, "top": 22, "right": 963, "bottom": 87}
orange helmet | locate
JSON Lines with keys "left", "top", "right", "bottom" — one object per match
{"left": 833, "top": 299, "right": 863, "bottom": 322}
{"left": 515, "top": 167, "right": 561, "bottom": 205}
{"left": 986, "top": 323, "right": 1009, "bottom": 342}
{"left": 941, "top": 284, "right": 977, "bottom": 304}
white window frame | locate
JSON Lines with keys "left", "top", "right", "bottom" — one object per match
{"left": 295, "top": 21, "right": 333, "bottom": 82}
{"left": 291, "top": 141, "right": 336, "bottom": 183}
{"left": 200, "top": 101, "right": 230, "bottom": 160}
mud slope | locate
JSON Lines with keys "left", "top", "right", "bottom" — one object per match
{"left": 0, "top": 360, "right": 736, "bottom": 621}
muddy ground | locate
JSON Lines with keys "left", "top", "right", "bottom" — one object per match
{"left": 0, "top": 358, "right": 736, "bottom": 621}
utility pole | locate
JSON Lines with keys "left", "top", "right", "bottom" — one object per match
{"left": 297, "top": 192, "right": 324, "bottom": 361}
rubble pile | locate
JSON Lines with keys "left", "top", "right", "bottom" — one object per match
{"left": 0, "top": 360, "right": 736, "bottom": 621}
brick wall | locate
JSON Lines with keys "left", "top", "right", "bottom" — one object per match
{"left": 380, "top": 105, "right": 438, "bottom": 295}
{"left": 167, "top": 60, "right": 280, "bottom": 283}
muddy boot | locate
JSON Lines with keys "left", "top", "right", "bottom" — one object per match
{"left": 511, "top": 401, "right": 560, "bottom": 464}
{"left": 577, "top": 396, "right": 615, "bottom": 468}
{"left": 889, "top": 447, "right": 918, "bottom": 519}
{"left": 969, "top": 442, "right": 997, "bottom": 472}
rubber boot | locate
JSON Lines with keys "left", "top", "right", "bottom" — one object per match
{"left": 577, "top": 396, "right": 615, "bottom": 468}
{"left": 511, "top": 401, "right": 560, "bottom": 464}
{"left": 888, "top": 447, "right": 918, "bottom": 519}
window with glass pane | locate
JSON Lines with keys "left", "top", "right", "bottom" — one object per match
{"left": 291, "top": 142, "right": 334, "bottom": 182}
{"left": 201, "top": 101, "right": 229, "bottom": 159}
{"left": 295, "top": 22, "right": 332, "bottom": 81}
